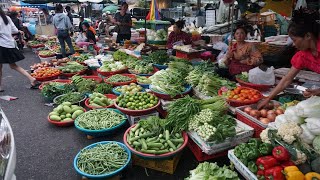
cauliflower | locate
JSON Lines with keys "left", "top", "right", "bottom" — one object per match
{"left": 277, "top": 122, "right": 302, "bottom": 144}
{"left": 293, "top": 149, "right": 307, "bottom": 165}
{"left": 260, "top": 128, "right": 271, "bottom": 144}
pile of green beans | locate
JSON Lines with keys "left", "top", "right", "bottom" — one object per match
{"left": 76, "top": 109, "right": 125, "bottom": 130}
{"left": 55, "top": 92, "right": 85, "bottom": 105}
{"left": 106, "top": 74, "right": 132, "bottom": 83}
{"left": 77, "top": 143, "right": 128, "bottom": 175}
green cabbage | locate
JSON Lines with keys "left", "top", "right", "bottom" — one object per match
{"left": 313, "top": 136, "right": 320, "bottom": 154}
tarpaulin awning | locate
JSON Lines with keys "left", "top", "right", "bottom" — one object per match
{"left": 16, "top": 2, "right": 55, "bottom": 9}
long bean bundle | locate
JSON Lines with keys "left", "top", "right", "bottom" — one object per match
{"left": 77, "top": 143, "right": 128, "bottom": 175}
{"left": 76, "top": 109, "right": 125, "bottom": 130}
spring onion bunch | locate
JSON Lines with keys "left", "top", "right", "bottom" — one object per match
{"left": 196, "top": 73, "right": 236, "bottom": 96}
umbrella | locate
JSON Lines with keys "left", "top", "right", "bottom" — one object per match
{"left": 102, "top": 4, "right": 119, "bottom": 14}
{"left": 146, "top": 0, "right": 160, "bottom": 20}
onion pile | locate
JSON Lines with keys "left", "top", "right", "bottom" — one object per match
{"left": 243, "top": 102, "right": 284, "bottom": 124}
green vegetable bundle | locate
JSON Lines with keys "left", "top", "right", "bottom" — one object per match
{"left": 106, "top": 74, "right": 132, "bottom": 83}
{"left": 70, "top": 53, "right": 91, "bottom": 62}
{"left": 186, "top": 61, "right": 217, "bottom": 87}
{"left": 149, "top": 50, "right": 171, "bottom": 65}
{"left": 126, "top": 116, "right": 184, "bottom": 154}
{"left": 54, "top": 92, "right": 85, "bottom": 105}
{"left": 196, "top": 73, "right": 236, "bottom": 96}
{"left": 168, "top": 59, "right": 193, "bottom": 78}
{"left": 130, "top": 59, "right": 154, "bottom": 74}
{"left": 58, "top": 62, "right": 85, "bottom": 73}
{"left": 76, "top": 109, "right": 125, "bottom": 130}
{"left": 76, "top": 143, "right": 128, "bottom": 175}
{"left": 41, "top": 82, "right": 74, "bottom": 98}
{"left": 72, "top": 76, "right": 97, "bottom": 94}
{"left": 185, "top": 162, "right": 239, "bottom": 180}
{"left": 113, "top": 50, "right": 128, "bottom": 61}
{"left": 94, "top": 83, "right": 113, "bottom": 94}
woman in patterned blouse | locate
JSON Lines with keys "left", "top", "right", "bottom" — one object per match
{"left": 167, "top": 19, "right": 192, "bottom": 49}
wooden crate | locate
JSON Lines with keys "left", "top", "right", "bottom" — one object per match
{"left": 132, "top": 154, "right": 181, "bottom": 174}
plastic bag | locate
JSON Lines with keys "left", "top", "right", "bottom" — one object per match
{"left": 76, "top": 33, "right": 87, "bottom": 43}
{"left": 248, "top": 66, "right": 275, "bottom": 85}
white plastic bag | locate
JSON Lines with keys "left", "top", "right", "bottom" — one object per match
{"left": 248, "top": 66, "right": 275, "bottom": 85}
{"left": 76, "top": 33, "right": 87, "bottom": 43}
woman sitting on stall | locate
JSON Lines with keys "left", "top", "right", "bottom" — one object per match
{"left": 224, "top": 22, "right": 263, "bottom": 76}
{"left": 167, "top": 19, "right": 192, "bottom": 49}
{"left": 258, "top": 8, "right": 320, "bottom": 109}
{"left": 82, "top": 22, "right": 96, "bottom": 44}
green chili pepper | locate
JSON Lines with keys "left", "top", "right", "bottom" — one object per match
{"left": 259, "top": 143, "right": 273, "bottom": 156}
{"left": 248, "top": 161, "right": 258, "bottom": 174}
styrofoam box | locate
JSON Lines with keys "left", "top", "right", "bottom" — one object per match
{"left": 187, "top": 120, "right": 254, "bottom": 155}
{"left": 127, "top": 111, "right": 159, "bottom": 126}
{"left": 228, "top": 150, "right": 258, "bottom": 180}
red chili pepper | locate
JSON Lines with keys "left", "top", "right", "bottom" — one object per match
{"left": 280, "top": 161, "right": 295, "bottom": 168}
{"left": 272, "top": 146, "right": 290, "bottom": 161}
{"left": 257, "top": 170, "right": 265, "bottom": 179}
{"left": 265, "top": 166, "right": 285, "bottom": 180}
{"left": 256, "top": 156, "right": 278, "bottom": 170}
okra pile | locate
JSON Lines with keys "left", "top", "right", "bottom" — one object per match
{"left": 126, "top": 116, "right": 184, "bottom": 155}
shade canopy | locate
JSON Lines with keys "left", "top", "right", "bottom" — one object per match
{"left": 102, "top": 4, "right": 119, "bottom": 13}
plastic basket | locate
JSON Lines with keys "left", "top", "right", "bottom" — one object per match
{"left": 218, "top": 87, "right": 263, "bottom": 107}
{"left": 236, "top": 78, "right": 272, "bottom": 92}
{"left": 84, "top": 94, "right": 117, "bottom": 109}
{"left": 114, "top": 98, "right": 160, "bottom": 116}
{"left": 81, "top": 76, "right": 103, "bottom": 83}
{"left": 61, "top": 69, "right": 87, "bottom": 77}
{"left": 47, "top": 109, "right": 87, "bottom": 127}
{"left": 97, "top": 68, "right": 128, "bottom": 77}
{"left": 150, "top": 84, "right": 192, "bottom": 100}
{"left": 104, "top": 74, "right": 137, "bottom": 87}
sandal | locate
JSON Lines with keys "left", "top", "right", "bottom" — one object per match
{"left": 30, "top": 81, "right": 41, "bottom": 89}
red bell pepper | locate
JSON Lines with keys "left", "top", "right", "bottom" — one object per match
{"left": 280, "top": 161, "right": 295, "bottom": 168}
{"left": 256, "top": 156, "right": 278, "bottom": 170}
{"left": 265, "top": 166, "right": 285, "bottom": 180}
{"left": 257, "top": 170, "right": 265, "bottom": 180}
{"left": 272, "top": 146, "right": 290, "bottom": 161}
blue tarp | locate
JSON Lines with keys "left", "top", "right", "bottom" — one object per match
{"left": 19, "top": 2, "right": 55, "bottom": 10}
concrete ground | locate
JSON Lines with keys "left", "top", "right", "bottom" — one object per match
{"left": 1, "top": 48, "right": 241, "bottom": 180}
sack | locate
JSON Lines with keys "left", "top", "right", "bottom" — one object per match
{"left": 248, "top": 66, "right": 275, "bottom": 85}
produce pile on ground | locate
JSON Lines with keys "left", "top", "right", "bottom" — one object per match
{"left": 49, "top": 102, "right": 85, "bottom": 122}
{"left": 76, "top": 109, "right": 125, "bottom": 130}
{"left": 76, "top": 143, "right": 128, "bottom": 175}
{"left": 41, "top": 82, "right": 73, "bottom": 98}
{"left": 116, "top": 92, "right": 158, "bottom": 110}
{"left": 242, "top": 102, "right": 284, "bottom": 124}
{"left": 87, "top": 93, "right": 114, "bottom": 108}
{"left": 105, "top": 74, "right": 133, "bottom": 83}
{"left": 54, "top": 92, "right": 85, "bottom": 105}
{"left": 99, "top": 61, "right": 126, "bottom": 72}
{"left": 150, "top": 60, "right": 192, "bottom": 97}
{"left": 58, "top": 62, "right": 86, "bottom": 73}
{"left": 30, "top": 62, "right": 53, "bottom": 71}
{"left": 114, "top": 84, "right": 143, "bottom": 94}
{"left": 31, "top": 67, "right": 60, "bottom": 78}
{"left": 126, "top": 116, "right": 184, "bottom": 154}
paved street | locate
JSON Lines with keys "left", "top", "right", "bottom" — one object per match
{"left": 1, "top": 48, "right": 232, "bottom": 180}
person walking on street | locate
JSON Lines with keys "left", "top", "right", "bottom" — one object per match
{"left": 112, "top": 2, "right": 132, "bottom": 43}
{"left": 65, "top": 6, "right": 73, "bottom": 25}
{"left": 53, "top": 4, "right": 75, "bottom": 57}
{"left": 0, "top": 7, "right": 39, "bottom": 91}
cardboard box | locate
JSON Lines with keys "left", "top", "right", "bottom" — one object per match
{"left": 127, "top": 111, "right": 159, "bottom": 126}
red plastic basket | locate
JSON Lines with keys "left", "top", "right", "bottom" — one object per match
{"left": 38, "top": 54, "right": 56, "bottom": 58}
{"left": 123, "top": 124, "right": 188, "bottom": 159}
{"left": 34, "top": 74, "right": 60, "bottom": 82}
{"left": 104, "top": 74, "right": 137, "bottom": 87}
{"left": 84, "top": 94, "right": 117, "bottom": 109}
{"left": 176, "top": 50, "right": 201, "bottom": 60}
{"left": 236, "top": 78, "right": 272, "bottom": 92}
{"left": 30, "top": 44, "right": 45, "bottom": 48}
{"left": 81, "top": 76, "right": 103, "bottom": 83}
{"left": 218, "top": 87, "right": 263, "bottom": 107}
{"left": 97, "top": 68, "right": 128, "bottom": 77}
{"left": 236, "top": 112, "right": 264, "bottom": 138}
{"left": 114, "top": 99, "right": 161, "bottom": 116}
{"left": 47, "top": 109, "right": 87, "bottom": 127}
{"left": 187, "top": 138, "right": 228, "bottom": 162}
{"left": 61, "top": 69, "right": 87, "bottom": 77}
{"left": 39, "top": 79, "right": 71, "bottom": 90}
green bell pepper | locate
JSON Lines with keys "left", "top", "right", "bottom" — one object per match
{"left": 248, "top": 161, "right": 258, "bottom": 174}
{"left": 247, "top": 148, "right": 261, "bottom": 161}
{"left": 239, "top": 157, "right": 248, "bottom": 166}
{"left": 259, "top": 143, "right": 273, "bottom": 156}
{"left": 248, "top": 138, "right": 262, "bottom": 148}
{"left": 234, "top": 146, "right": 242, "bottom": 158}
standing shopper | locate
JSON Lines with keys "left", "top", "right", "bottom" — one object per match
{"left": 0, "top": 7, "right": 38, "bottom": 91}
{"left": 65, "top": 6, "right": 73, "bottom": 25}
{"left": 53, "top": 4, "right": 75, "bottom": 57}
{"left": 113, "top": 2, "right": 132, "bottom": 43}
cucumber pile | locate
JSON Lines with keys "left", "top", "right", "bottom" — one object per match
{"left": 88, "top": 93, "right": 114, "bottom": 108}
{"left": 49, "top": 102, "right": 85, "bottom": 122}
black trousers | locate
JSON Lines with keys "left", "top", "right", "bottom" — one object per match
{"left": 116, "top": 34, "right": 131, "bottom": 43}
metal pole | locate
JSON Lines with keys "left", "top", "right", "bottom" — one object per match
{"left": 229, "top": 2, "right": 235, "bottom": 44}
{"left": 144, "top": 0, "right": 147, "bottom": 44}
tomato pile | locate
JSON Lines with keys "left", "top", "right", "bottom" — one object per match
{"left": 222, "top": 87, "right": 262, "bottom": 102}
{"left": 31, "top": 67, "right": 61, "bottom": 78}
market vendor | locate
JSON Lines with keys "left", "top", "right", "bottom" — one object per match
{"left": 167, "top": 19, "right": 192, "bottom": 49}
{"left": 258, "top": 8, "right": 320, "bottom": 109}
{"left": 112, "top": 2, "right": 132, "bottom": 43}
{"left": 82, "top": 22, "right": 96, "bottom": 44}
{"left": 224, "top": 22, "right": 263, "bottom": 76}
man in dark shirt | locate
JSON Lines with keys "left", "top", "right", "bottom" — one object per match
{"left": 65, "top": 6, "right": 73, "bottom": 25}
{"left": 112, "top": 2, "right": 132, "bottom": 43}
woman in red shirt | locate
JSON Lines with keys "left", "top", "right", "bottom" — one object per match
{"left": 167, "top": 19, "right": 192, "bottom": 49}
{"left": 258, "top": 8, "right": 320, "bottom": 109}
